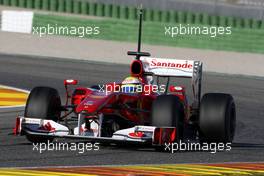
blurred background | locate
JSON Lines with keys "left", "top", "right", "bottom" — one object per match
{"left": 0, "top": 0, "right": 264, "bottom": 54}
{"left": 90, "top": 0, "right": 264, "bottom": 20}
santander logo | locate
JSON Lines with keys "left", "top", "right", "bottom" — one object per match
{"left": 150, "top": 59, "right": 193, "bottom": 69}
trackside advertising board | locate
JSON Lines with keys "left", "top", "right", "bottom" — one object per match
{"left": 1, "top": 11, "right": 33, "bottom": 33}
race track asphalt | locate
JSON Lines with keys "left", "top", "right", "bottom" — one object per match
{"left": 0, "top": 54, "right": 263, "bottom": 167}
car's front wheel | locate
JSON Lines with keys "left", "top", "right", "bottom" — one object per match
{"left": 151, "top": 95, "right": 185, "bottom": 142}
{"left": 24, "top": 87, "right": 61, "bottom": 143}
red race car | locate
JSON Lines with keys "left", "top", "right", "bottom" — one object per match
{"left": 14, "top": 9, "right": 236, "bottom": 149}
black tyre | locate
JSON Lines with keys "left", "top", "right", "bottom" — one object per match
{"left": 199, "top": 93, "right": 236, "bottom": 143}
{"left": 24, "top": 87, "right": 61, "bottom": 143}
{"left": 151, "top": 95, "right": 184, "bottom": 142}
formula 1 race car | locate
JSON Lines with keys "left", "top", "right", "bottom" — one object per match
{"left": 14, "top": 9, "right": 236, "bottom": 148}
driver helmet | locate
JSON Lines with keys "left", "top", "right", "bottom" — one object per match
{"left": 121, "top": 76, "right": 142, "bottom": 93}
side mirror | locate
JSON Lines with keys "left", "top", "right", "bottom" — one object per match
{"left": 64, "top": 79, "right": 78, "bottom": 106}
{"left": 64, "top": 79, "right": 78, "bottom": 85}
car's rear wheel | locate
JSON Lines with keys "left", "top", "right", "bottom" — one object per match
{"left": 24, "top": 87, "right": 61, "bottom": 143}
{"left": 151, "top": 95, "right": 185, "bottom": 143}
{"left": 199, "top": 93, "right": 236, "bottom": 143}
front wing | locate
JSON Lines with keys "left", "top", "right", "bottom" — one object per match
{"left": 14, "top": 116, "right": 177, "bottom": 146}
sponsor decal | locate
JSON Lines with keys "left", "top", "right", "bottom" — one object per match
{"left": 135, "top": 126, "right": 155, "bottom": 132}
{"left": 140, "top": 57, "right": 195, "bottom": 77}
{"left": 150, "top": 58, "right": 193, "bottom": 69}
{"left": 39, "top": 122, "right": 55, "bottom": 132}
{"left": 25, "top": 118, "right": 41, "bottom": 124}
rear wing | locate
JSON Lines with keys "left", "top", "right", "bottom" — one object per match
{"left": 140, "top": 57, "right": 202, "bottom": 78}
{"left": 140, "top": 57, "right": 203, "bottom": 108}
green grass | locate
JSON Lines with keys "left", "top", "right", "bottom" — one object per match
{"left": 33, "top": 14, "right": 264, "bottom": 54}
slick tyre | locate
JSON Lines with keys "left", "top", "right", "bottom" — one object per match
{"left": 151, "top": 95, "right": 184, "bottom": 144}
{"left": 199, "top": 93, "right": 236, "bottom": 143}
{"left": 24, "top": 87, "right": 61, "bottom": 143}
